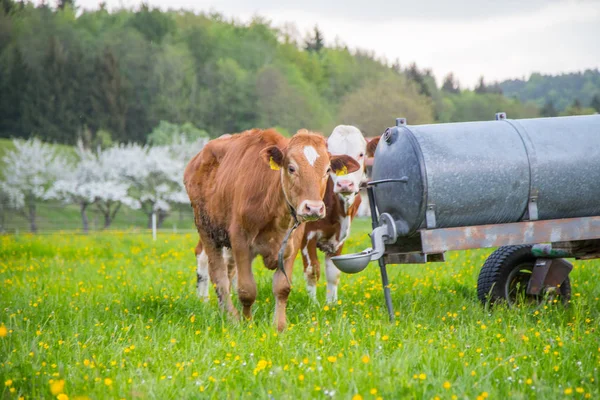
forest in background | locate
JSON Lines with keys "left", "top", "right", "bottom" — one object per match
{"left": 0, "top": 0, "right": 599, "bottom": 147}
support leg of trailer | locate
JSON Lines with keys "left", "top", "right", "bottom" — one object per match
{"left": 379, "top": 258, "right": 394, "bottom": 321}
{"left": 367, "top": 186, "right": 395, "bottom": 322}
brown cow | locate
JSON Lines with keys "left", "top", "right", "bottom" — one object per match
{"left": 301, "top": 125, "right": 370, "bottom": 303}
{"left": 184, "top": 128, "right": 359, "bottom": 331}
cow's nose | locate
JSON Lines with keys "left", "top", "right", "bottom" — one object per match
{"left": 336, "top": 180, "right": 355, "bottom": 193}
{"left": 297, "top": 200, "right": 326, "bottom": 221}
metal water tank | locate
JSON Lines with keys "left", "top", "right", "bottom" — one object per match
{"left": 370, "top": 114, "right": 600, "bottom": 234}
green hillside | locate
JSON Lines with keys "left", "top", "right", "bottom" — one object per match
{"left": 499, "top": 69, "right": 600, "bottom": 113}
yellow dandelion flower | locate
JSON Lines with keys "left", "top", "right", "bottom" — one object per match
{"left": 5, "top": 380, "right": 13, "bottom": 387}
{"left": 327, "top": 356, "right": 337, "bottom": 363}
{"left": 50, "top": 380, "right": 65, "bottom": 395}
{"left": 481, "top": 392, "right": 488, "bottom": 398}
{"left": 57, "top": 394, "right": 69, "bottom": 400}
{"left": 382, "top": 335, "right": 389, "bottom": 341}
{"left": 323, "top": 306, "right": 330, "bottom": 311}
{"left": 361, "top": 355, "right": 370, "bottom": 364}
{"left": 564, "top": 388, "right": 573, "bottom": 395}
{"left": 443, "top": 381, "right": 451, "bottom": 389}
{"left": 526, "top": 378, "right": 532, "bottom": 385}
{"left": 170, "top": 338, "right": 176, "bottom": 344}
{"left": 190, "top": 315, "right": 195, "bottom": 323}
{"left": 419, "top": 373, "right": 426, "bottom": 380}
{"left": 352, "top": 395, "right": 363, "bottom": 400}
{"left": 370, "top": 388, "right": 377, "bottom": 395}
{"left": 576, "top": 388, "right": 584, "bottom": 393}
{"left": 104, "top": 378, "right": 113, "bottom": 386}
{"left": 299, "top": 374, "right": 305, "bottom": 381}
{"left": 0, "top": 325, "right": 7, "bottom": 337}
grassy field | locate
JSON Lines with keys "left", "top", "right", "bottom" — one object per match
{"left": 1, "top": 220, "right": 599, "bottom": 399}
{"left": 0, "top": 201, "right": 195, "bottom": 234}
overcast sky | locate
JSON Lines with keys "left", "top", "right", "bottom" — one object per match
{"left": 74, "top": 0, "right": 600, "bottom": 87}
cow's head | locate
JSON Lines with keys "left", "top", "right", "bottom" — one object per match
{"left": 326, "top": 125, "right": 368, "bottom": 205}
{"left": 262, "top": 130, "right": 360, "bottom": 222}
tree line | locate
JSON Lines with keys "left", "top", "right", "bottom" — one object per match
{"left": 2, "top": 1, "right": 596, "bottom": 147}
{"left": 499, "top": 70, "right": 600, "bottom": 115}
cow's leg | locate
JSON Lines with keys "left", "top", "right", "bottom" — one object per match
{"left": 325, "top": 249, "right": 342, "bottom": 303}
{"left": 202, "top": 238, "right": 238, "bottom": 318}
{"left": 230, "top": 229, "right": 256, "bottom": 320}
{"left": 301, "top": 238, "right": 320, "bottom": 302}
{"left": 273, "top": 226, "right": 304, "bottom": 332}
{"left": 223, "top": 247, "right": 238, "bottom": 293}
{"left": 195, "top": 241, "right": 210, "bottom": 301}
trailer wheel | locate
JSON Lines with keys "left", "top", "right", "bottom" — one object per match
{"left": 477, "top": 245, "right": 571, "bottom": 306}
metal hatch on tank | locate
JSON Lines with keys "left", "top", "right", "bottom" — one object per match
{"left": 332, "top": 113, "right": 600, "bottom": 320}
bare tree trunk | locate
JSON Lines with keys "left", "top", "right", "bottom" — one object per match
{"left": 28, "top": 202, "right": 37, "bottom": 233}
{"left": 98, "top": 201, "right": 120, "bottom": 229}
{"left": 157, "top": 210, "right": 167, "bottom": 228}
{"left": 81, "top": 203, "right": 89, "bottom": 233}
{"left": 103, "top": 212, "right": 111, "bottom": 229}
{"left": 108, "top": 203, "right": 121, "bottom": 229}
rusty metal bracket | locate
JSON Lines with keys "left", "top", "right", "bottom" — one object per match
{"left": 384, "top": 252, "right": 445, "bottom": 264}
{"left": 425, "top": 204, "right": 437, "bottom": 229}
{"left": 528, "top": 196, "right": 539, "bottom": 221}
{"left": 526, "top": 258, "right": 573, "bottom": 296}
{"left": 420, "top": 215, "right": 600, "bottom": 254}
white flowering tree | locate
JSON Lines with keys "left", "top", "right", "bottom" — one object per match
{"left": 111, "top": 137, "right": 206, "bottom": 229}
{"left": 47, "top": 143, "right": 138, "bottom": 232}
{"left": 88, "top": 146, "right": 139, "bottom": 229}
{"left": 0, "top": 138, "right": 67, "bottom": 232}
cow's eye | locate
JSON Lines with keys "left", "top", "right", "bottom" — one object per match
{"left": 359, "top": 153, "right": 364, "bottom": 158}
{"left": 326, "top": 166, "right": 331, "bottom": 174}
{"left": 288, "top": 165, "right": 296, "bottom": 174}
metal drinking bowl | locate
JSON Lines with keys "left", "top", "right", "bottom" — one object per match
{"left": 331, "top": 249, "right": 374, "bottom": 274}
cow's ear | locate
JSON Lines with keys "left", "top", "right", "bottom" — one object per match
{"left": 261, "top": 146, "right": 284, "bottom": 170}
{"left": 330, "top": 155, "right": 361, "bottom": 176}
{"left": 366, "top": 137, "right": 380, "bottom": 157}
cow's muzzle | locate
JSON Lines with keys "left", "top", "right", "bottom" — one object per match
{"left": 297, "top": 200, "right": 326, "bottom": 221}
{"left": 335, "top": 179, "right": 357, "bottom": 195}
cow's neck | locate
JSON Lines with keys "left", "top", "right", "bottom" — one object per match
{"left": 275, "top": 170, "right": 296, "bottom": 229}
{"left": 337, "top": 192, "right": 356, "bottom": 214}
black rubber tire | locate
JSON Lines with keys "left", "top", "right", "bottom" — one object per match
{"left": 477, "top": 245, "right": 571, "bottom": 306}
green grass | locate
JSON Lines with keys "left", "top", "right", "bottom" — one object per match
{"left": 1, "top": 201, "right": 195, "bottom": 234}
{"left": 1, "top": 223, "right": 599, "bottom": 399}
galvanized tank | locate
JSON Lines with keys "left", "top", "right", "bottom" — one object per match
{"left": 371, "top": 114, "right": 600, "bottom": 234}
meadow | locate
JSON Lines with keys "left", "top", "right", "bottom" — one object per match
{"left": 1, "top": 220, "right": 599, "bottom": 399}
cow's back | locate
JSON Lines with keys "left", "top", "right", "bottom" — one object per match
{"left": 185, "top": 129, "right": 286, "bottom": 238}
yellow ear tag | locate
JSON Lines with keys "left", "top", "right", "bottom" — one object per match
{"left": 335, "top": 165, "right": 348, "bottom": 176}
{"left": 269, "top": 157, "right": 280, "bottom": 171}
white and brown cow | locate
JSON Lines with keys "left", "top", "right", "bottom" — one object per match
{"left": 300, "top": 125, "right": 370, "bottom": 303}
{"left": 184, "top": 128, "right": 359, "bottom": 331}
